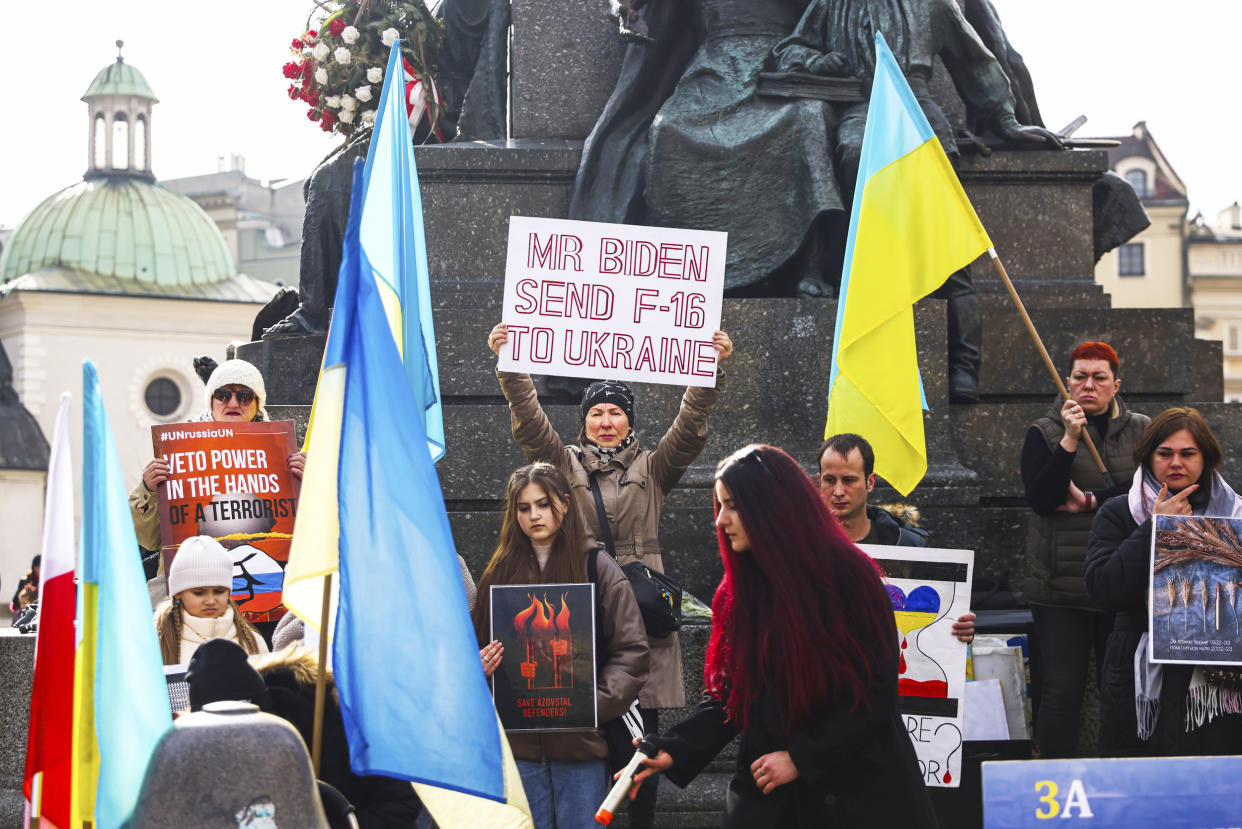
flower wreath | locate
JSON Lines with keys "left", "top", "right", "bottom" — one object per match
{"left": 282, "top": 0, "right": 444, "bottom": 139}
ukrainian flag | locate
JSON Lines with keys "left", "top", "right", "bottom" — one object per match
{"left": 826, "top": 33, "right": 992, "bottom": 495}
{"left": 73, "top": 362, "right": 171, "bottom": 828}
{"left": 283, "top": 41, "right": 531, "bottom": 827}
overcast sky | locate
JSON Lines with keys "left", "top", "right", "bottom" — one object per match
{"left": 2, "top": 0, "right": 1237, "bottom": 229}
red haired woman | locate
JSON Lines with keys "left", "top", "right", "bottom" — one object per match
{"left": 631, "top": 445, "right": 935, "bottom": 827}
{"left": 1021, "top": 340, "right": 1148, "bottom": 757}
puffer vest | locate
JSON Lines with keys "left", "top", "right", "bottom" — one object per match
{"left": 1024, "top": 396, "right": 1148, "bottom": 608}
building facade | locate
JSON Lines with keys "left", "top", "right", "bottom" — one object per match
{"left": 1094, "top": 122, "right": 1189, "bottom": 308}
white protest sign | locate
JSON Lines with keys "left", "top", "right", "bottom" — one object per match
{"left": 862, "top": 545, "right": 974, "bottom": 788}
{"left": 498, "top": 216, "right": 727, "bottom": 387}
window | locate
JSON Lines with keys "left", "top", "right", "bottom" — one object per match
{"left": 93, "top": 114, "right": 107, "bottom": 168}
{"left": 134, "top": 115, "right": 147, "bottom": 171}
{"left": 111, "top": 113, "right": 129, "bottom": 169}
{"left": 1124, "top": 169, "right": 1148, "bottom": 198}
{"left": 1119, "top": 242, "right": 1145, "bottom": 276}
{"left": 1227, "top": 324, "right": 1242, "bottom": 357}
{"left": 144, "top": 377, "right": 182, "bottom": 417}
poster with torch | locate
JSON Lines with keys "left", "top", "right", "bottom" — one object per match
{"left": 490, "top": 583, "right": 597, "bottom": 732}
{"left": 153, "top": 420, "right": 300, "bottom": 624}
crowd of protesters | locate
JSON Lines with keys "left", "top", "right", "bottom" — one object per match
{"left": 112, "top": 332, "right": 1242, "bottom": 829}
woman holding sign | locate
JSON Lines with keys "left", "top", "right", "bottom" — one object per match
{"left": 629, "top": 445, "right": 934, "bottom": 827}
{"left": 489, "top": 322, "right": 731, "bottom": 827}
{"left": 473, "top": 462, "right": 648, "bottom": 828}
{"left": 1086, "top": 408, "right": 1242, "bottom": 756}
{"left": 129, "top": 359, "right": 306, "bottom": 566}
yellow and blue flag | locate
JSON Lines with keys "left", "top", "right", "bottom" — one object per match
{"left": 360, "top": 39, "right": 444, "bottom": 461}
{"left": 825, "top": 32, "right": 992, "bottom": 495}
{"left": 283, "top": 41, "right": 531, "bottom": 826}
{"left": 73, "top": 362, "right": 171, "bottom": 828}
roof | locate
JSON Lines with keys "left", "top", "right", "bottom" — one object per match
{"left": 0, "top": 341, "right": 49, "bottom": 471}
{"left": 0, "top": 177, "right": 237, "bottom": 287}
{"left": 1104, "top": 121, "right": 1188, "bottom": 204}
{"left": 1, "top": 266, "right": 278, "bottom": 304}
{"left": 82, "top": 56, "right": 158, "bottom": 102}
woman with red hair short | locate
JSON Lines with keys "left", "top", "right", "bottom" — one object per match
{"left": 630, "top": 444, "right": 935, "bottom": 827}
{"left": 1021, "top": 341, "right": 1148, "bottom": 757}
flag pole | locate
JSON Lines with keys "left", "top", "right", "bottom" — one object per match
{"left": 311, "top": 574, "right": 333, "bottom": 778}
{"left": 987, "top": 248, "right": 1113, "bottom": 484}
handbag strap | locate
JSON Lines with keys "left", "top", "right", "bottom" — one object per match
{"left": 587, "top": 473, "right": 618, "bottom": 559}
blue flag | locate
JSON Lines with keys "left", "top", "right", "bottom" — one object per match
{"left": 77, "top": 361, "right": 171, "bottom": 827}
{"left": 359, "top": 40, "right": 444, "bottom": 460}
{"left": 324, "top": 158, "right": 505, "bottom": 799}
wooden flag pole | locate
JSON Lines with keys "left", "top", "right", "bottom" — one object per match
{"left": 311, "top": 573, "right": 333, "bottom": 778}
{"left": 987, "top": 248, "right": 1113, "bottom": 484}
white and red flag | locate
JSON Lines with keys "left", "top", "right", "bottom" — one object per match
{"left": 23, "top": 392, "right": 75, "bottom": 828}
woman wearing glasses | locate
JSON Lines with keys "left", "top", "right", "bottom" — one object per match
{"left": 129, "top": 359, "right": 306, "bottom": 563}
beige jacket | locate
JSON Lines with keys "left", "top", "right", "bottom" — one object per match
{"left": 130, "top": 480, "right": 162, "bottom": 552}
{"left": 503, "top": 550, "right": 650, "bottom": 762}
{"left": 497, "top": 371, "right": 721, "bottom": 708}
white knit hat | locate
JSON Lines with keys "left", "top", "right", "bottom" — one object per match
{"left": 169, "top": 536, "right": 235, "bottom": 597}
{"left": 204, "top": 359, "right": 267, "bottom": 419}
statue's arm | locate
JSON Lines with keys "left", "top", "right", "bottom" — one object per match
{"left": 933, "top": 0, "right": 1061, "bottom": 147}
{"left": 769, "top": 2, "right": 847, "bottom": 75}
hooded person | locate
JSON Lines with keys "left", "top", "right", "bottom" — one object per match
{"left": 487, "top": 323, "right": 733, "bottom": 828}
{"left": 186, "top": 639, "right": 423, "bottom": 828}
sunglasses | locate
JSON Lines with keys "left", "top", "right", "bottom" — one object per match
{"left": 212, "top": 388, "right": 257, "bottom": 405}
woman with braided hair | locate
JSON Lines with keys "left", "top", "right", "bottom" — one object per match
{"left": 154, "top": 535, "right": 267, "bottom": 665}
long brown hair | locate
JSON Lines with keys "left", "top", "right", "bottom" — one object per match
{"left": 472, "top": 463, "right": 589, "bottom": 644}
{"left": 155, "top": 596, "right": 263, "bottom": 665}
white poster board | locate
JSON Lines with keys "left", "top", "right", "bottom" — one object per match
{"left": 498, "top": 216, "right": 727, "bottom": 387}
{"left": 862, "top": 544, "right": 974, "bottom": 788}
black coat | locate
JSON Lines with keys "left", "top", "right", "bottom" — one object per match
{"left": 658, "top": 664, "right": 936, "bottom": 828}
{"left": 259, "top": 659, "right": 424, "bottom": 829}
{"left": 1085, "top": 497, "right": 1242, "bottom": 756}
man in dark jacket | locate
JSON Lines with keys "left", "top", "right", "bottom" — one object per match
{"left": 818, "top": 433, "right": 976, "bottom": 646}
{"left": 818, "top": 434, "right": 929, "bottom": 547}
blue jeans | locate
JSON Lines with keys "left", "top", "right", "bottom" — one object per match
{"left": 516, "top": 758, "right": 607, "bottom": 829}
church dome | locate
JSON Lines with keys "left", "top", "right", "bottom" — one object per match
{"left": 82, "top": 56, "right": 158, "bottom": 102}
{"left": 0, "top": 177, "right": 236, "bottom": 286}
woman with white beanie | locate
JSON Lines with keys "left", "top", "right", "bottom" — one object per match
{"left": 154, "top": 535, "right": 269, "bottom": 665}
{"left": 129, "top": 358, "right": 306, "bottom": 563}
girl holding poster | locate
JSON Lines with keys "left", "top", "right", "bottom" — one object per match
{"left": 473, "top": 462, "right": 648, "bottom": 829}
{"left": 489, "top": 323, "right": 731, "bottom": 829}
{"left": 630, "top": 445, "right": 935, "bottom": 828}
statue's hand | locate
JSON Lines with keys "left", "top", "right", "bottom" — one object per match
{"left": 609, "top": 0, "right": 653, "bottom": 44}
{"left": 995, "top": 114, "right": 1063, "bottom": 148}
{"left": 807, "top": 51, "right": 850, "bottom": 77}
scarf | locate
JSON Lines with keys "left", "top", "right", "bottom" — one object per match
{"left": 180, "top": 606, "right": 239, "bottom": 664}
{"left": 586, "top": 432, "right": 636, "bottom": 463}
{"left": 1129, "top": 467, "right": 1242, "bottom": 739}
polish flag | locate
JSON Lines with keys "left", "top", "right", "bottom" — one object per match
{"left": 24, "top": 393, "right": 75, "bottom": 828}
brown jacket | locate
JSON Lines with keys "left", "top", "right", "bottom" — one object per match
{"left": 497, "top": 371, "right": 721, "bottom": 708}
{"left": 503, "top": 549, "right": 650, "bottom": 762}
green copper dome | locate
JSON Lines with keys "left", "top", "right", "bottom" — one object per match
{"left": 82, "top": 56, "right": 158, "bottom": 102}
{"left": 0, "top": 177, "right": 235, "bottom": 286}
